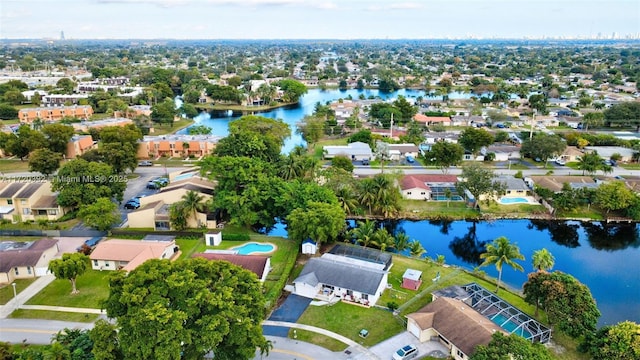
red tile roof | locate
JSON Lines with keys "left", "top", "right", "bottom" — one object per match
{"left": 401, "top": 174, "right": 459, "bottom": 190}
{"left": 193, "top": 253, "right": 269, "bottom": 278}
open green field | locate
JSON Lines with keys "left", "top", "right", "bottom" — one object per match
{"left": 0, "top": 160, "right": 31, "bottom": 172}
{"left": 0, "top": 278, "right": 36, "bottom": 305}
{"left": 479, "top": 201, "right": 548, "bottom": 217}
{"left": 400, "top": 199, "right": 480, "bottom": 219}
{"left": 26, "top": 269, "right": 111, "bottom": 309}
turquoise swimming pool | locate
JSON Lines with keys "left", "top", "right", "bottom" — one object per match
{"left": 491, "top": 313, "right": 533, "bottom": 339}
{"left": 231, "top": 242, "right": 276, "bottom": 255}
{"left": 498, "top": 197, "right": 530, "bottom": 205}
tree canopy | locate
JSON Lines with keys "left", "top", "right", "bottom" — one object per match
{"left": 426, "top": 141, "right": 464, "bottom": 173}
{"left": 520, "top": 133, "right": 566, "bottom": 166}
{"left": 580, "top": 321, "right": 640, "bottom": 360}
{"left": 459, "top": 127, "right": 494, "bottom": 155}
{"left": 286, "top": 201, "right": 346, "bottom": 246}
{"left": 471, "top": 332, "right": 554, "bottom": 360}
{"left": 52, "top": 159, "right": 126, "bottom": 208}
{"left": 48, "top": 253, "right": 89, "bottom": 294}
{"left": 456, "top": 163, "right": 505, "bottom": 205}
{"left": 479, "top": 236, "right": 525, "bottom": 293}
{"left": 103, "top": 258, "right": 270, "bottom": 360}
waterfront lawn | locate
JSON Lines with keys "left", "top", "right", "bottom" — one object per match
{"left": 296, "top": 301, "right": 405, "bottom": 347}
{"left": 0, "top": 278, "right": 36, "bottom": 305}
{"left": 555, "top": 205, "right": 604, "bottom": 220}
{"left": 479, "top": 202, "right": 548, "bottom": 217}
{"left": 26, "top": 269, "right": 111, "bottom": 309}
{"left": 152, "top": 118, "right": 194, "bottom": 135}
{"left": 400, "top": 199, "right": 479, "bottom": 219}
{"left": 9, "top": 309, "right": 99, "bottom": 323}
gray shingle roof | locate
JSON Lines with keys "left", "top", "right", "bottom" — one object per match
{"left": 294, "top": 257, "right": 386, "bottom": 295}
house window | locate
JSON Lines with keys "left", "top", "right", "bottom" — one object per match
{"left": 27, "top": 267, "right": 32, "bottom": 275}
{"left": 507, "top": 190, "right": 511, "bottom": 194}
{"left": 14, "top": 267, "right": 19, "bottom": 275}
{"left": 23, "top": 208, "right": 31, "bottom": 215}
{"left": 407, "top": 192, "right": 412, "bottom": 195}
{"left": 48, "top": 209, "right": 58, "bottom": 215}
{"left": 93, "top": 260, "right": 99, "bottom": 267}
{"left": 438, "top": 334, "right": 450, "bottom": 345}
{"left": 346, "top": 289, "right": 353, "bottom": 296}
{"left": 7, "top": 200, "right": 12, "bottom": 205}
{"left": 457, "top": 349, "right": 465, "bottom": 358}
{"left": 104, "top": 262, "right": 109, "bottom": 267}
{"left": 20, "top": 199, "right": 26, "bottom": 205}
{"left": 362, "top": 293, "right": 368, "bottom": 300}
{"left": 169, "top": 144, "right": 175, "bottom": 149}
{"left": 420, "top": 192, "right": 426, "bottom": 195}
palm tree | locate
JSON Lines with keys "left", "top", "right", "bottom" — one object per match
{"left": 532, "top": 248, "right": 555, "bottom": 272}
{"left": 394, "top": 232, "right": 411, "bottom": 252}
{"left": 352, "top": 220, "right": 376, "bottom": 248}
{"left": 181, "top": 190, "right": 205, "bottom": 223}
{"left": 444, "top": 188, "right": 452, "bottom": 207}
{"left": 408, "top": 240, "right": 426, "bottom": 258}
{"left": 279, "top": 153, "right": 303, "bottom": 180}
{"left": 43, "top": 342, "right": 71, "bottom": 360}
{"left": 479, "top": 236, "right": 525, "bottom": 294}
{"left": 335, "top": 185, "right": 359, "bottom": 216}
{"left": 358, "top": 178, "right": 377, "bottom": 215}
{"left": 371, "top": 228, "right": 394, "bottom": 252}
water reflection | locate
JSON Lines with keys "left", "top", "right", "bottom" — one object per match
{"left": 448, "top": 221, "right": 490, "bottom": 266}
{"left": 528, "top": 220, "right": 580, "bottom": 248}
{"left": 582, "top": 222, "right": 640, "bottom": 251}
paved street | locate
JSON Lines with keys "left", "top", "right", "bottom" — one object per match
{"left": 0, "top": 319, "right": 95, "bottom": 345}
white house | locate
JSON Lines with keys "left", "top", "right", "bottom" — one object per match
{"left": 323, "top": 141, "right": 373, "bottom": 161}
{"left": 90, "top": 238, "right": 178, "bottom": 271}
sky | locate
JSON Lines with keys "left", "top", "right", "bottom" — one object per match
{"left": 1, "top": 0, "right": 639, "bottom": 40}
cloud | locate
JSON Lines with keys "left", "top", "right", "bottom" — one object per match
{"left": 366, "top": 2, "right": 423, "bottom": 11}
{"left": 96, "top": 0, "right": 331, "bottom": 8}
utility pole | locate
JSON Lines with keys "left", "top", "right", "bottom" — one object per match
{"left": 389, "top": 112, "right": 393, "bottom": 138}
{"left": 529, "top": 109, "right": 536, "bottom": 140}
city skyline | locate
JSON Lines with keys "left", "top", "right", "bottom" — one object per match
{"left": 1, "top": 0, "right": 639, "bottom": 40}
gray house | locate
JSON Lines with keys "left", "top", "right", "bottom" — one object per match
{"left": 323, "top": 141, "right": 373, "bottom": 161}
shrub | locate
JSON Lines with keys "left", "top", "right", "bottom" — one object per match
{"left": 514, "top": 170, "right": 524, "bottom": 179}
{"left": 387, "top": 301, "right": 399, "bottom": 311}
{"left": 222, "top": 233, "right": 250, "bottom": 241}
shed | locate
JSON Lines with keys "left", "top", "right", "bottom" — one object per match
{"left": 301, "top": 239, "right": 317, "bottom": 255}
{"left": 402, "top": 269, "right": 422, "bottom": 290}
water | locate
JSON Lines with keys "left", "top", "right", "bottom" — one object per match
{"left": 231, "top": 242, "right": 275, "bottom": 255}
{"left": 491, "top": 313, "right": 533, "bottom": 339}
{"left": 268, "top": 219, "right": 640, "bottom": 327}
{"left": 498, "top": 197, "right": 529, "bottom": 204}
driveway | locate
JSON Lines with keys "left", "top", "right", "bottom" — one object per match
{"left": 368, "top": 331, "right": 449, "bottom": 360}
{"left": 54, "top": 237, "right": 90, "bottom": 255}
{"left": 263, "top": 294, "right": 312, "bottom": 337}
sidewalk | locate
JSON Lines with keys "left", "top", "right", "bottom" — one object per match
{"left": 20, "top": 305, "right": 103, "bottom": 314}
{"left": 0, "top": 274, "right": 55, "bottom": 319}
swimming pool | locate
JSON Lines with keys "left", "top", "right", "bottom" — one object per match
{"left": 231, "top": 242, "right": 275, "bottom": 255}
{"left": 498, "top": 197, "right": 531, "bottom": 205}
{"left": 491, "top": 313, "right": 533, "bottom": 339}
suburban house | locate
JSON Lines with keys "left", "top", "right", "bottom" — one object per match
{"left": 0, "top": 239, "right": 59, "bottom": 283}
{"left": 329, "top": 100, "right": 359, "bottom": 121}
{"left": 18, "top": 105, "right": 93, "bottom": 124}
{"left": 322, "top": 141, "right": 373, "bottom": 161}
{"left": 406, "top": 296, "right": 506, "bottom": 360}
{"left": 529, "top": 176, "right": 598, "bottom": 193}
{"left": 192, "top": 253, "right": 270, "bottom": 283}
{"left": 414, "top": 114, "right": 452, "bottom": 126}
{"left": 0, "top": 182, "right": 66, "bottom": 222}
{"left": 71, "top": 117, "right": 133, "bottom": 132}
{"left": 400, "top": 174, "right": 459, "bottom": 201}
{"left": 584, "top": 146, "right": 635, "bottom": 162}
{"left": 66, "top": 135, "right": 96, "bottom": 159}
{"left": 42, "top": 94, "right": 89, "bottom": 106}
{"left": 127, "top": 177, "right": 216, "bottom": 230}
{"left": 485, "top": 145, "right": 521, "bottom": 161}
{"left": 387, "top": 143, "right": 420, "bottom": 161}
{"left": 137, "top": 134, "right": 222, "bottom": 159}
{"left": 476, "top": 177, "right": 530, "bottom": 202}
{"left": 90, "top": 237, "right": 179, "bottom": 272}
{"left": 558, "top": 146, "right": 584, "bottom": 163}
{"left": 423, "top": 133, "right": 459, "bottom": 145}
{"left": 407, "top": 283, "right": 551, "bottom": 360}
{"left": 292, "top": 244, "right": 391, "bottom": 307}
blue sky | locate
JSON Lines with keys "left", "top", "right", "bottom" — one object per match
{"left": 1, "top": 0, "right": 639, "bottom": 39}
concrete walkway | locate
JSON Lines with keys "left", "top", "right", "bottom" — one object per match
{"left": 19, "top": 305, "right": 103, "bottom": 314}
{"left": 0, "top": 274, "right": 56, "bottom": 319}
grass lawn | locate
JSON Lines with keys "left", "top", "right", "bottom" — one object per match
{"left": 288, "top": 328, "right": 348, "bottom": 352}
{"left": 26, "top": 269, "right": 111, "bottom": 309}
{"left": 479, "top": 202, "right": 548, "bottom": 217}
{"left": 9, "top": 309, "right": 99, "bottom": 323}
{"left": 0, "top": 160, "right": 31, "bottom": 173}
{"left": 555, "top": 205, "right": 605, "bottom": 220}
{"left": 620, "top": 163, "right": 640, "bottom": 170}
{"left": 296, "top": 302, "right": 405, "bottom": 347}
{"left": 0, "top": 278, "right": 36, "bottom": 305}
{"left": 400, "top": 200, "right": 480, "bottom": 219}
{"left": 151, "top": 118, "right": 194, "bottom": 136}
{"left": 176, "top": 237, "right": 207, "bottom": 260}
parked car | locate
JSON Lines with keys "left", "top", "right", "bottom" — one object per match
{"left": 406, "top": 155, "right": 415, "bottom": 163}
{"left": 146, "top": 181, "right": 160, "bottom": 190}
{"left": 124, "top": 199, "right": 140, "bottom": 209}
{"left": 154, "top": 177, "right": 169, "bottom": 187}
{"left": 362, "top": 159, "right": 370, "bottom": 166}
{"left": 138, "top": 160, "right": 153, "bottom": 167}
{"left": 555, "top": 159, "right": 566, "bottom": 166}
{"left": 392, "top": 344, "right": 418, "bottom": 360}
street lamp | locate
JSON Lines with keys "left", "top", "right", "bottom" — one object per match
{"left": 11, "top": 282, "right": 17, "bottom": 309}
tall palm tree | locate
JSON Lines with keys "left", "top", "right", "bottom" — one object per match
{"left": 394, "top": 232, "right": 411, "bottom": 252}
{"left": 479, "top": 236, "right": 525, "bottom": 294}
{"left": 532, "top": 248, "right": 555, "bottom": 272}
{"left": 279, "top": 153, "right": 303, "bottom": 180}
{"left": 352, "top": 220, "right": 376, "bottom": 248}
{"left": 181, "top": 190, "right": 205, "bottom": 222}
{"left": 408, "top": 240, "right": 426, "bottom": 258}
{"left": 43, "top": 342, "right": 71, "bottom": 360}
{"left": 334, "top": 185, "right": 359, "bottom": 216}
{"left": 358, "top": 178, "right": 377, "bottom": 215}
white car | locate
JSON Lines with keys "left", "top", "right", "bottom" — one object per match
{"left": 392, "top": 344, "right": 418, "bottom": 360}
{"left": 555, "top": 159, "right": 566, "bottom": 166}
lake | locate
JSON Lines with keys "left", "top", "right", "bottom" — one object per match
{"left": 268, "top": 219, "right": 640, "bottom": 327}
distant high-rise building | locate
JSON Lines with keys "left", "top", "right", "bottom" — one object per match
{"left": 60, "top": 31, "right": 65, "bottom": 40}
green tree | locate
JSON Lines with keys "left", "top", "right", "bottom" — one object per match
{"left": 595, "top": 181, "right": 636, "bottom": 213}
{"left": 528, "top": 94, "right": 548, "bottom": 114}
{"left": 455, "top": 163, "right": 505, "bottom": 206}
{"left": 408, "top": 240, "right": 426, "bottom": 258}
{"left": 459, "top": 127, "right": 494, "bottom": 156}
{"left": 331, "top": 155, "right": 354, "bottom": 173}
{"left": 0, "top": 103, "right": 19, "bottom": 120}
{"left": 3, "top": 89, "right": 26, "bottom": 105}
{"left": 524, "top": 271, "right": 600, "bottom": 337}
{"left": 580, "top": 321, "right": 640, "bottom": 360}
{"left": 427, "top": 141, "right": 464, "bottom": 173}
{"left": 471, "top": 332, "right": 554, "bottom": 360}
{"left": 393, "top": 232, "right": 411, "bottom": 252}
{"left": 479, "top": 236, "right": 525, "bottom": 293}
{"left": 286, "top": 201, "right": 346, "bottom": 247}
{"left": 77, "top": 197, "right": 120, "bottom": 232}
{"left": 103, "top": 258, "right": 270, "bottom": 360}
{"left": 276, "top": 79, "right": 307, "bottom": 103}
{"left": 28, "top": 148, "right": 62, "bottom": 176}
{"left": 371, "top": 228, "right": 394, "bottom": 252}
{"left": 520, "top": 133, "right": 566, "bottom": 167}
{"left": 532, "top": 248, "right": 555, "bottom": 272}
{"left": 48, "top": 253, "right": 89, "bottom": 294}
{"left": 297, "top": 115, "right": 325, "bottom": 148}
{"left": 43, "top": 342, "right": 71, "bottom": 360}
{"left": 169, "top": 202, "right": 188, "bottom": 231}
{"left": 89, "top": 319, "right": 123, "bottom": 360}
{"left": 52, "top": 159, "right": 126, "bottom": 209}
{"left": 41, "top": 124, "right": 75, "bottom": 155}
{"left": 347, "top": 129, "right": 373, "bottom": 147}
{"left": 188, "top": 124, "right": 212, "bottom": 135}
{"left": 150, "top": 98, "right": 176, "bottom": 127}
{"left": 392, "top": 95, "right": 417, "bottom": 121}
{"left": 2, "top": 124, "right": 47, "bottom": 161}
{"left": 350, "top": 220, "right": 377, "bottom": 248}
{"left": 582, "top": 112, "right": 604, "bottom": 131}
{"left": 577, "top": 151, "right": 604, "bottom": 175}
{"left": 56, "top": 78, "right": 76, "bottom": 94}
